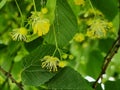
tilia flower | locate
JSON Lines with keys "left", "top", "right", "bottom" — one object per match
{"left": 74, "top": 33, "right": 85, "bottom": 42}
{"left": 86, "top": 19, "right": 113, "bottom": 38}
{"left": 41, "top": 56, "right": 60, "bottom": 72}
{"left": 32, "top": 19, "right": 50, "bottom": 36}
{"left": 11, "top": 27, "right": 28, "bottom": 41}
{"left": 30, "top": 11, "right": 50, "bottom": 36}
{"left": 58, "top": 61, "right": 68, "bottom": 68}
{"left": 41, "top": 7, "right": 48, "bottom": 14}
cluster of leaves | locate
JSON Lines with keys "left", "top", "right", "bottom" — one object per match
{"left": 0, "top": 0, "right": 120, "bottom": 90}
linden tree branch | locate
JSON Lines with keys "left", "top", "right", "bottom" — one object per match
{"left": 93, "top": 29, "right": 120, "bottom": 89}
{"left": 0, "top": 66, "right": 24, "bottom": 90}
{"left": 2, "top": 61, "right": 14, "bottom": 87}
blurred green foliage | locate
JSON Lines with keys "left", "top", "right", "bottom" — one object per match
{"left": 0, "top": 0, "right": 119, "bottom": 90}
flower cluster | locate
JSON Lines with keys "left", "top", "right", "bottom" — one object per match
{"left": 77, "top": 8, "right": 114, "bottom": 39}
{"left": 32, "top": 19, "right": 50, "bottom": 36}
{"left": 41, "top": 55, "right": 68, "bottom": 72}
{"left": 86, "top": 19, "right": 113, "bottom": 38}
{"left": 11, "top": 8, "right": 50, "bottom": 41}
{"left": 41, "top": 56, "right": 60, "bottom": 72}
{"left": 31, "top": 8, "right": 50, "bottom": 36}
{"left": 11, "top": 27, "right": 28, "bottom": 41}
{"left": 84, "top": 9, "right": 103, "bottom": 18}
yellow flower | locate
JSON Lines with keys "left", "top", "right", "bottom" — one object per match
{"left": 108, "top": 22, "right": 113, "bottom": 28}
{"left": 58, "top": 61, "right": 68, "bottom": 68}
{"left": 32, "top": 19, "right": 50, "bottom": 36}
{"left": 84, "top": 9, "right": 103, "bottom": 18}
{"left": 74, "top": 0, "right": 85, "bottom": 6}
{"left": 74, "top": 33, "right": 85, "bottom": 42}
{"left": 86, "top": 19, "right": 93, "bottom": 25}
{"left": 11, "top": 27, "right": 28, "bottom": 41}
{"left": 41, "top": 56, "right": 60, "bottom": 72}
{"left": 41, "top": 7, "right": 48, "bottom": 14}
{"left": 30, "top": 11, "right": 50, "bottom": 36}
{"left": 86, "top": 19, "right": 111, "bottom": 38}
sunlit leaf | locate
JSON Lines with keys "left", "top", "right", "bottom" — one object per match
{"left": 0, "top": 0, "right": 7, "bottom": 9}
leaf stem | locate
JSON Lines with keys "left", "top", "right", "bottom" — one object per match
{"left": 53, "top": 24, "right": 59, "bottom": 54}
{"left": 15, "top": 0, "right": 24, "bottom": 26}
{"left": 33, "top": 0, "right": 37, "bottom": 12}
{"left": 52, "top": 48, "right": 57, "bottom": 56}
{"left": 88, "top": 0, "right": 97, "bottom": 17}
{"left": 41, "top": 0, "right": 43, "bottom": 7}
{"left": 52, "top": 23, "right": 62, "bottom": 60}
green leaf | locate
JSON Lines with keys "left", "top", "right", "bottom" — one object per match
{"left": 21, "top": 63, "right": 56, "bottom": 86}
{"left": 104, "top": 79, "right": 120, "bottom": 90}
{"left": 90, "top": 0, "right": 118, "bottom": 20}
{"left": 0, "top": 0, "right": 7, "bottom": 9}
{"left": 12, "top": 61, "right": 23, "bottom": 79}
{"left": 34, "top": 0, "right": 42, "bottom": 11}
{"left": 98, "top": 38, "right": 114, "bottom": 53}
{"left": 24, "top": 37, "right": 43, "bottom": 52}
{"left": 89, "top": 82, "right": 103, "bottom": 90}
{"left": 96, "top": 84, "right": 103, "bottom": 90}
{"left": 45, "top": 0, "right": 56, "bottom": 24}
{"left": 46, "top": 67, "right": 93, "bottom": 90}
{"left": 8, "top": 41, "right": 21, "bottom": 55}
{"left": 112, "top": 13, "right": 119, "bottom": 34}
{"left": 45, "top": 0, "right": 78, "bottom": 47}
{"left": 86, "top": 50, "right": 104, "bottom": 79}
{"left": 0, "top": 44, "right": 6, "bottom": 50}
{"left": 21, "top": 45, "right": 56, "bottom": 86}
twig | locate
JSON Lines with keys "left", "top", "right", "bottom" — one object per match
{"left": 93, "top": 29, "right": 120, "bottom": 89}
{"left": 2, "top": 61, "right": 14, "bottom": 87}
{"left": 0, "top": 66, "right": 24, "bottom": 90}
